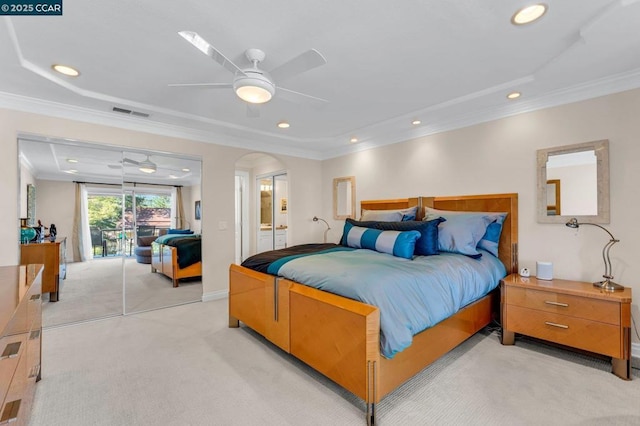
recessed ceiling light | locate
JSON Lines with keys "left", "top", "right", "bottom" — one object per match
{"left": 182, "top": 168, "right": 190, "bottom": 172}
{"left": 66, "top": 158, "right": 78, "bottom": 163}
{"left": 350, "top": 137, "right": 358, "bottom": 143}
{"left": 277, "top": 121, "right": 290, "bottom": 129}
{"left": 412, "top": 119, "right": 421, "bottom": 125}
{"left": 507, "top": 91, "right": 522, "bottom": 100}
{"left": 52, "top": 64, "right": 80, "bottom": 77}
{"left": 64, "top": 169, "right": 78, "bottom": 174}
{"left": 169, "top": 175, "right": 178, "bottom": 179}
{"left": 511, "top": 4, "right": 547, "bottom": 25}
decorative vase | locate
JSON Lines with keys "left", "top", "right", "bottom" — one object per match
{"left": 20, "top": 218, "right": 36, "bottom": 244}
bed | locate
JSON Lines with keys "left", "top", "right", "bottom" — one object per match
{"left": 228, "top": 193, "right": 518, "bottom": 424}
{"left": 151, "top": 234, "right": 202, "bottom": 287}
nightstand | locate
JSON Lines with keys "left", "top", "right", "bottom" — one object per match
{"left": 501, "top": 273, "right": 632, "bottom": 380}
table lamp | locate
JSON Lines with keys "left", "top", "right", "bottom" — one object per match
{"left": 565, "top": 217, "right": 623, "bottom": 291}
{"left": 313, "top": 216, "right": 330, "bottom": 243}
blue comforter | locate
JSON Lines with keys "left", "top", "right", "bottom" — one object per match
{"left": 274, "top": 249, "right": 505, "bottom": 358}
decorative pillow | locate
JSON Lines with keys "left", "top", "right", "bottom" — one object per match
{"left": 341, "top": 218, "right": 444, "bottom": 256}
{"left": 342, "top": 223, "right": 421, "bottom": 259}
{"left": 424, "top": 207, "right": 507, "bottom": 257}
{"left": 167, "top": 229, "right": 194, "bottom": 235}
{"left": 361, "top": 206, "right": 418, "bottom": 222}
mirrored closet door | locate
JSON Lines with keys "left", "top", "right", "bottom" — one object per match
{"left": 122, "top": 150, "right": 203, "bottom": 314}
{"left": 18, "top": 137, "right": 203, "bottom": 327}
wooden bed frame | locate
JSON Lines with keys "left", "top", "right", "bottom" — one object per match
{"left": 229, "top": 193, "right": 518, "bottom": 424}
{"left": 151, "top": 242, "right": 202, "bottom": 287}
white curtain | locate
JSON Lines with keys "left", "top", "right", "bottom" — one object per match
{"left": 171, "top": 186, "right": 187, "bottom": 229}
{"left": 73, "top": 183, "right": 93, "bottom": 261}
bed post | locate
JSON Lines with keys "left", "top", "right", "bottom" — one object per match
{"left": 366, "top": 360, "right": 378, "bottom": 425}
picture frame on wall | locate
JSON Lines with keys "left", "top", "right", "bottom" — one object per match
{"left": 280, "top": 198, "right": 287, "bottom": 213}
{"left": 195, "top": 200, "right": 201, "bottom": 220}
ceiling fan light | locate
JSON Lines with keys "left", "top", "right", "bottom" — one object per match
{"left": 139, "top": 165, "right": 156, "bottom": 174}
{"left": 511, "top": 4, "right": 547, "bottom": 25}
{"left": 138, "top": 160, "right": 156, "bottom": 173}
{"left": 234, "top": 73, "right": 275, "bottom": 104}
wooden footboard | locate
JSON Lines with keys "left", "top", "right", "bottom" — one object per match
{"left": 151, "top": 242, "right": 202, "bottom": 287}
{"left": 289, "top": 283, "right": 380, "bottom": 401}
{"left": 229, "top": 263, "right": 496, "bottom": 407}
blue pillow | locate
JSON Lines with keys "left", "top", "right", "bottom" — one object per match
{"left": 342, "top": 218, "right": 444, "bottom": 256}
{"left": 360, "top": 206, "right": 418, "bottom": 222}
{"left": 423, "top": 213, "right": 494, "bottom": 258}
{"left": 424, "top": 207, "right": 507, "bottom": 257}
{"left": 167, "top": 229, "right": 194, "bottom": 235}
{"left": 343, "top": 223, "right": 421, "bottom": 259}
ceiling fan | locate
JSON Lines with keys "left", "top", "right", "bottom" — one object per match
{"left": 108, "top": 155, "right": 157, "bottom": 174}
{"left": 170, "top": 31, "right": 328, "bottom": 115}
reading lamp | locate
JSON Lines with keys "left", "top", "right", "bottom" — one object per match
{"left": 313, "top": 216, "right": 330, "bottom": 243}
{"left": 565, "top": 218, "right": 623, "bottom": 291}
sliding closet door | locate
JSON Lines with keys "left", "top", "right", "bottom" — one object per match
{"left": 122, "top": 150, "right": 203, "bottom": 314}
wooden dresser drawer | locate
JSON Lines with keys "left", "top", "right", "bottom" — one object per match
{"left": 505, "top": 305, "right": 622, "bottom": 358}
{"left": 0, "top": 335, "right": 25, "bottom": 408}
{"left": 506, "top": 286, "right": 620, "bottom": 325}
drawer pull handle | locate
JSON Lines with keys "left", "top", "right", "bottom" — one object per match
{"left": 545, "top": 321, "right": 569, "bottom": 329}
{"left": 30, "top": 293, "right": 41, "bottom": 301}
{"left": 0, "top": 399, "right": 21, "bottom": 424}
{"left": 0, "top": 342, "right": 21, "bottom": 360}
{"left": 544, "top": 301, "right": 568, "bottom": 307}
{"left": 28, "top": 364, "right": 41, "bottom": 379}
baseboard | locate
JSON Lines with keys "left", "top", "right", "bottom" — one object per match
{"left": 632, "top": 343, "right": 640, "bottom": 369}
{"left": 202, "top": 290, "right": 228, "bottom": 302}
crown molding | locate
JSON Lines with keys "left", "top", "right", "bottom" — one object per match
{"left": 2, "top": 64, "right": 640, "bottom": 162}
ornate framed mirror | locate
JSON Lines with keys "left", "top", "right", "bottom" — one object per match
{"left": 537, "top": 139, "right": 610, "bottom": 224}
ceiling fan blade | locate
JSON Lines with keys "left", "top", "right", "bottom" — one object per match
{"left": 277, "top": 87, "right": 328, "bottom": 106}
{"left": 168, "top": 82, "right": 233, "bottom": 89}
{"left": 178, "top": 31, "right": 245, "bottom": 76}
{"left": 246, "top": 104, "right": 260, "bottom": 118}
{"left": 122, "top": 158, "right": 140, "bottom": 166}
{"left": 269, "top": 49, "right": 327, "bottom": 83}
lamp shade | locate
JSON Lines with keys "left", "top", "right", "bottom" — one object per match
{"left": 233, "top": 71, "right": 275, "bottom": 104}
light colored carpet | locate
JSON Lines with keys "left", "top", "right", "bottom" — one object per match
{"left": 30, "top": 299, "right": 640, "bottom": 426}
{"left": 43, "top": 257, "right": 202, "bottom": 327}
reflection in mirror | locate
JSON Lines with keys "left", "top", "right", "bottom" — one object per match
{"left": 546, "top": 179, "right": 561, "bottom": 215}
{"left": 333, "top": 176, "right": 356, "bottom": 220}
{"left": 259, "top": 178, "right": 273, "bottom": 226}
{"left": 537, "top": 140, "right": 609, "bottom": 224}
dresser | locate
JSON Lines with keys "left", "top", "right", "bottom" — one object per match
{"left": 0, "top": 265, "right": 43, "bottom": 425}
{"left": 20, "top": 237, "right": 66, "bottom": 302}
{"left": 501, "top": 274, "right": 632, "bottom": 379}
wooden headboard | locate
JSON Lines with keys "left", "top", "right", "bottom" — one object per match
{"left": 360, "top": 193, "right": 518, "bottom": 274}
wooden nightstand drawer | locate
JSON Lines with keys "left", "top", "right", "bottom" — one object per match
{"left": 506, "top": 286, "right": 621, "bottom": 325}
{"left": 505, "top": 305, "right": 622, "bottom": 358}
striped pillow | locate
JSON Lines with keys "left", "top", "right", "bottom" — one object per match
{"left": 343, "top": 223, "right": 421, "bottom": 259}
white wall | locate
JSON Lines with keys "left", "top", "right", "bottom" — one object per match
{"left": 0, "top": 108, "right": 323, "bottom": 298}
{"left": 34, "top": 179, "right": 76, "bottom": 259}
{"left": 321, "top": 88, "right": 640, "bottom": 343}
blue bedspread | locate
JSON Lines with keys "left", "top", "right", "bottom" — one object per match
{"left": 274, "top": 249, "right": 506, "bottom": 358}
